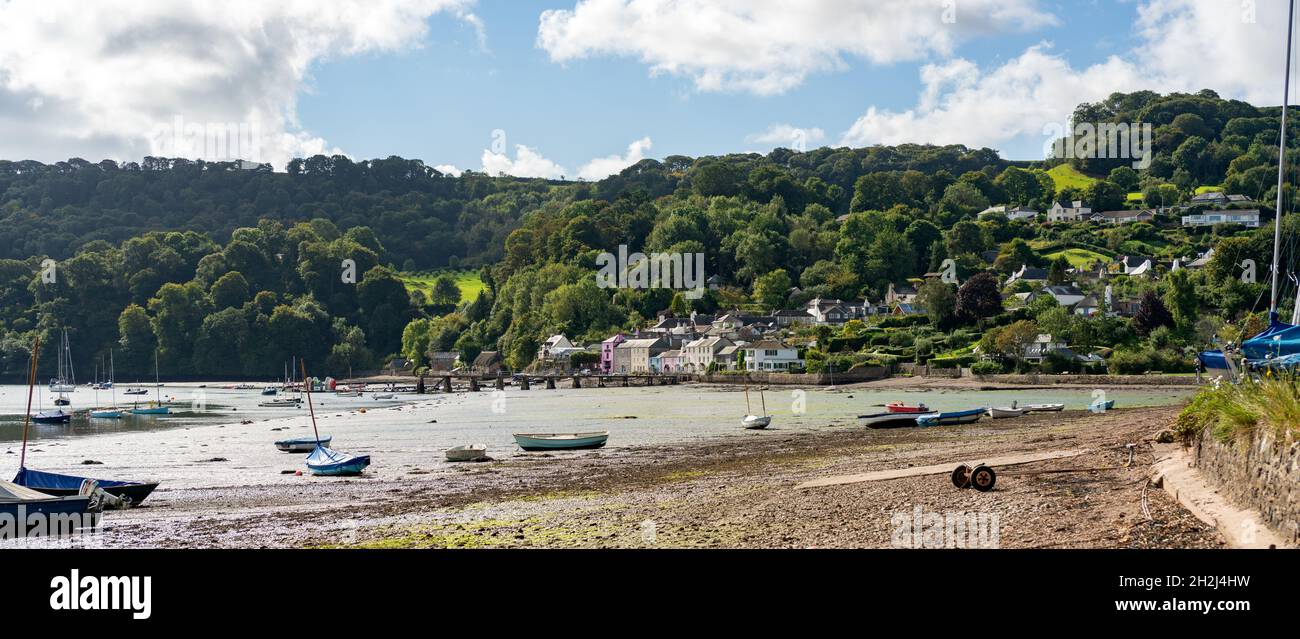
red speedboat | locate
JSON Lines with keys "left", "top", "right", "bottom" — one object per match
{"left": 885, "top": 402, "right": 930, "bottom": 414}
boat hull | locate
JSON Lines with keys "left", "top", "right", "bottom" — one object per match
{"left": 513, "top": 432, "right": 609, "bottom": 451}
{"left": 742, "top": 415, "right": 772, "bottom": 430}
{"left": 307, "top": 456, "right": 371, "bottom": 476}
{"left": 130, "top": 407, "right": 169, "bottom": 415}
{"left": 33, "top": 411, "right": 71, "bottom": 424}
{"left": 885, "top": 403, "right": 929, "bottom": 414}
{"left": 1023, "top": 404, "right": 1064, "bottom": 412}
{"left": 917, "top": 408, "right": 986, "bottom": 427}
{"left": 275, "top": 436, "right": 331, "bottom": 452}
{"left": 987, "top": 407, "right": 1025, "bottom": 419}
{"left": 89, "top": 409, "right": 123, "bottom": 419}
{"left": 860, "top": 412, "right": 923, "bottom": 429}
{"left": 446, "top": 445, "right": 488, "bottom": 462}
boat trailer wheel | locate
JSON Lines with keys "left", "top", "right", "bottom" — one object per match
{"left": 951, "top": 464, "right": 996, "bottom": 491}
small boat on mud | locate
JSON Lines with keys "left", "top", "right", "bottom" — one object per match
{"left": 885, "top": 402, "right": 929, "bottom": 414}
{"left": 859, "top": 412, "right": 923, "bottom": 429}
{"left": 987, "top": 406, "right": 1025, "bottom": 419}
{"left": 261, "top": 387, "right": 278, "bottom": 396}
{"left": 275, "top": 435, "right": 332, "bottom": 452}
{"left": 445, "top": 444, "right": 488, "bottom": 462}
{"left": 513, "top": 432, "right": 609, "bottom": 451}
{"left": 371, "top": 393, "right": 395, "bottom": 400}
{"left": 123, "top": 388, "right": 148, "bottom": 396}
{"left": 89, "top": 408, "right": 123, "bottom": 419}
{"left": 305, "top": 445, "right": 371, "bottom": 476}
{"left": 1089, "top": 399, "right": 1116, "bottom": 412}
{"left": 916, "top": 408, "right": 987, "bottom": 427}
{"left": 1023, "top": 403, "right": 1065, "bottom": 412}
{"left": 740, "top": 375, "right": 772, "bottom": 430}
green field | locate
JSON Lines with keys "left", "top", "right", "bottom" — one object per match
{"left": 400, "top": 270, "right": 486, "bottom": 301}
{"left": 1045, "top": 248, "right": 1113, "bottom": 268}
{"left": 1047, "top": 164, "right": 1098, "bottom": 194}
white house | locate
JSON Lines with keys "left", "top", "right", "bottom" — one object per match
{"left": 1182, "top": 209, "right": 1261, "bottom": 228}
{"left": 613, "top": 338, "right": 669, "bottom": 373}
{"left": 1047, "top": 200, "right": 1092, "bottom": 222}
{"left": 1092, "top": 209, "right": 1156, "bottom": 225}
{"left": 537, "top": 334, "right": 574, "bottom": 361}
{"left": 740, "top": 341, "right": 804, "bottom": 372}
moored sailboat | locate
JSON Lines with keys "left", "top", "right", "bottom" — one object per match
{"left": 299, "top": 359, "right": 370, "bottom": 476}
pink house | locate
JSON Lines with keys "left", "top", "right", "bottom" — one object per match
{"left": 600, "top": 334, "right": 626, "bottom": 374}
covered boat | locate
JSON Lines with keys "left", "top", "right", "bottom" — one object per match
{"left": 916, "top": 408, "right": 986, "bottom": 427}
{"left": 13, "top": 467, "right": 158, "bottom": 506}
{"left": 859, "top": 412, "right": 923, "bottom": 429}
{"left": 275, "top": 435, "right": 331, "bottom": 452}
{"left": 513, "top": 432, "right": 609, "bottom": 451}
{"left": 305, "top": 445, "right": 371, "bottom": 476}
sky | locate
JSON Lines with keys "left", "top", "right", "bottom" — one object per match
{"left": 0, "top": 0, "right": 1291, "bottom": 178}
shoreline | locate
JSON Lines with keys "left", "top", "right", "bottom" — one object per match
{"left": 84, "top": 402, "right": 1224, "bottom": 549}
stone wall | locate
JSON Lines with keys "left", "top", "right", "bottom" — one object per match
{"left": 689, "top": 366, "right": 890, "bottom": 385}
{"left": 972, "top": 373, "right": 1199, "bottom": 386}
{"left": 1194, "top": 427, "right": 1300, "bottom": 545}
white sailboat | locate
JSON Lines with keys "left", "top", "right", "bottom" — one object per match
{"left": 741, "top": 375, "right": 772, "bottom": 430}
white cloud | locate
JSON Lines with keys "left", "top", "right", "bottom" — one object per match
{"left": 481, "top": 144, "right": 567, "bottom": 179}
{"left": 434, "top": 164, "right": 463, "bottom": 176}
{"left": 840, "top": 0, "right": 1289, "bottom": 155}
{"left": 0, "top": 0, "right": 483, "bottom": 169}
{"left": 746, "top": 124, "right": 826, "bottom": 151}
{"left": 537, "top": 0, "right": 1057, "bottom": 95}
{"left": 576, "top": 136, "right": 652, "bottom": 180}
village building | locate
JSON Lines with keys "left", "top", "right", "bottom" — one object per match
{"left": 599, "top": 334, "right": 626, "bottom": 374}
{"left": 426, "top": 351, "right": 459, "bottom": 372}
{"left": 1047, "top": 200, "right": 1092, "bottom": 222}
{"left": 1006, "top": 264, "right": 1049, "bottom": 287}
{"left": 1092, "top": 209, "right": 1156, "bottom": 225}
{"left": 1181, "top": 209, "right": 1261, "bottom": 228}
{"left": 979, "top": 205, "right": 1039, "bottom": 221}
{"left": 740, "top": 341, "right": 804, "bottom": 372}
{"left": 472, "top": 351, "right": 503, "bottom": 375}
{"left": 613, "top": 337, "right": 669, "bottom": 374}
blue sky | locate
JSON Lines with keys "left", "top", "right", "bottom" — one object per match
{"left": 297, "top": 0, "right": 1147, "bottom": 171}
{"left": 0, "top": 1, "right": 1283, "bottom": 173}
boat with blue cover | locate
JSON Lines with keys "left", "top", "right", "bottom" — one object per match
{"left": 13, "top": 467, "right": 158, "bottom": 505}
{"left": 305, "top": 445, "right": 371, "bottom": 476}
{"left": 297, "top": 359, "right": 370, "bottom": 476}
{"left": 916, "top": 408, "right": 986, "bottom": 427}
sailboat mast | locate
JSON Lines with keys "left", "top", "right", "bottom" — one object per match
{"left": 20, "top": 336, "right": 40, "bottom": 469}
{"left": 1272, "top": 0, "right": 1296, "bottom": 320}
{"left": 301, "top": 359, "right": 322, "bottom": 444}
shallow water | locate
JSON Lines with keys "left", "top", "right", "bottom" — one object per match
{"left": 0, "top": 383, "right": 1192, "bottom": 491}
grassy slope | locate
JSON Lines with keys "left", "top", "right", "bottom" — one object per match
{"left": 1045, "top": 248, "right": 1114, "bottom": 268}
{"left": 400, "top": 270, "right": 486, "bottom": 301}
{"left": 1047, "top": 164, "right": 1098, "bottom": 194}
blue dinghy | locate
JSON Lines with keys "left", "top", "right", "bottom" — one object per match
{"left": 917, "top": 408, "right": 987, "bottom": 427}
{"left": 305, "top": 445, "right": 370, "bottom": 476}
